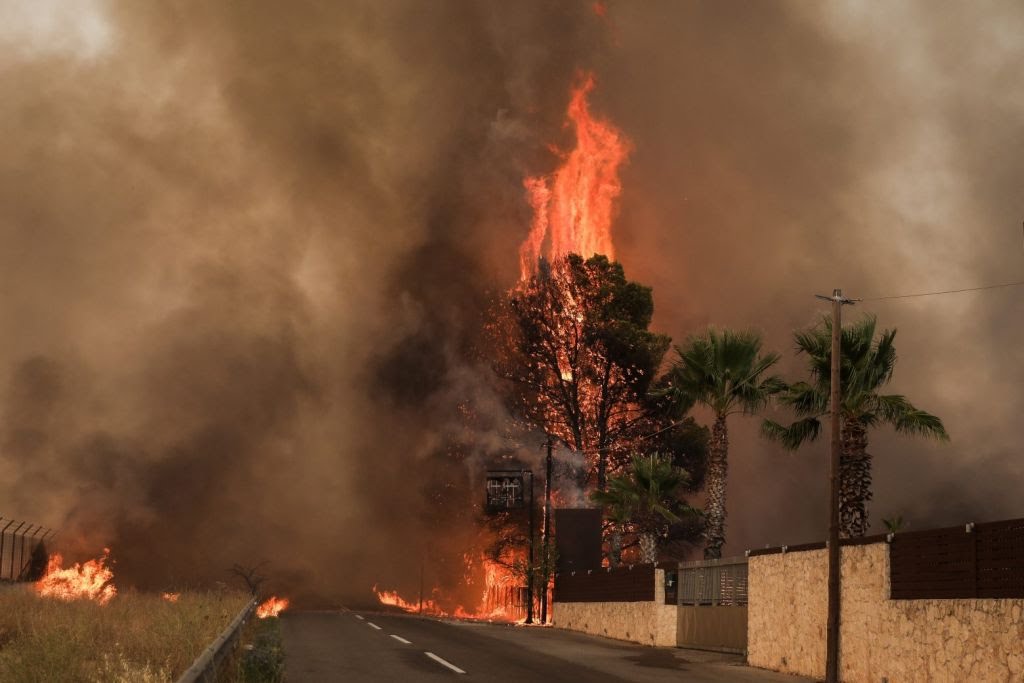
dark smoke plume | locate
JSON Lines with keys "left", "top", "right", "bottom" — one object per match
{"left": 0, "top": 1, "right": 1021, "bottom": 602}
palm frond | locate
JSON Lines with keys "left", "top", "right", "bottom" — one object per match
{"left": 761, "top": 417, "right": 822, "bottom": 450}
{"left": 777, "top": 381, "right": 827, "bottom": 417}
{"left": 666, "top": 327, "right": 782, "bottom": 418}
{"left": 871, "top": 394, "right": 949, "bottom": 441}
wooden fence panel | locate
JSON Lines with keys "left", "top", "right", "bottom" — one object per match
{"left": 890, "top": 518, "right": 1024, "bottom": 600}
{"left": 553, "top": 564, "right": 655, "bottom": 603}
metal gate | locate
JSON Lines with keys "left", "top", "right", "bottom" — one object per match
{"left": 665, "top": 557, "right": 748, "bottom": 653}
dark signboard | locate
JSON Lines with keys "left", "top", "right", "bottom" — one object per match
{"left": 485, "top": 471, "right": 526, "bottom": 511}
{"left": 554, "top": 508, "right": 603, "bottom": 574}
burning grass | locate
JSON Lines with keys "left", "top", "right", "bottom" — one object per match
{"left": 0, "top": 584, "right": 251, "bottom": 682}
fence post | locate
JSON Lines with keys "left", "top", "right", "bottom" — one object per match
{"left": 967, "top": 523, "right": 978, "bottom": 599}
{"left": 0, "top": 519, "right": 10, "bottom": 580}
{"left": 8, "top": 522, "right": 25, "bottom": 579}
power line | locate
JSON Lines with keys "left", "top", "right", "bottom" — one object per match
{"left": 861, "top": 280, "right": 1024, "bottom": 302}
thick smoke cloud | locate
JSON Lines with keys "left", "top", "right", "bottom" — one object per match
{"left": 0, "top": 0, "right": 1021, "bottom": 602}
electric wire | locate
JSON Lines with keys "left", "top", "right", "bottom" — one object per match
{"left": 860, "top": 280, "right": 1024, "bottom": 302}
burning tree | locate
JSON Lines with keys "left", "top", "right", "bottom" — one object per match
{"left": 491, "top": 253, "right": 702, "bottom": 493}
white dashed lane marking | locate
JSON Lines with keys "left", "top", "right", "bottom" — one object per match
{"left": 425, "top": 652, "right": 466, "bottom": 674}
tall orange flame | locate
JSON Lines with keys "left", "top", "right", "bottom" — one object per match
{"left": 34, "top": 548, "right": 117, "bottom": 605}
{"left": 520, "top": 72, "right": 630, "bottom": 280}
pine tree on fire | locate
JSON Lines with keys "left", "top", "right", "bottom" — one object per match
{"left": 762, "top": 315, "right": 948, "bottom": 538}
{"left": 492, "top": 254, "right": 680, "bottom": 491}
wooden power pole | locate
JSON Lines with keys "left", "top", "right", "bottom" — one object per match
{"left": 816, "top": 288, "right": 854, "bottom": 683}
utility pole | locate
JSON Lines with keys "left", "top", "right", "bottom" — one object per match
{"left": 540, "top": 438, "right": 554, "bottom": 624}
{"left": 525, "top": 469, "right": 536, "bottom": 624}
{"left": 815, "top": 288, "right": 855, "bottom": 683}
{"left": 418, "top": 552, "right": 424, "bottom": 615}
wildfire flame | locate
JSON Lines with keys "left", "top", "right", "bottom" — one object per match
{"left": 519, "top": 71, "right": 630, "bottom": 280}
{"left": 256, "top": 595, "right": 289, "bottom": 618}
{"left": 374, "top": 585, "right": 442, "bottom": 614}
{"left": 34, "top": 548, "right": 117, "bottom": 605}
{"left": 162, "top": 592, "right": 180, "bottom": 602}
{"left": 374, "top": 555, "right": 533, "bottom": 623}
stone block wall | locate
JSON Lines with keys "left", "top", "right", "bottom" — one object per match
{"left": 552, "top": 568, "right": 677, "bottom": 647}
{"left": 748, "top": 542, "right": 1024, "bottom": 681}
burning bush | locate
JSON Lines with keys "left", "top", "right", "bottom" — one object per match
{"left": 34, "top": 548, "right": 117, "bottom": 605}
{"left": 256, "top": 595, "right": 289, "bottom": 619}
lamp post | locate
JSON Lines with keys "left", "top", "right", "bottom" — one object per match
{"left": 525, "top": 468, "right": 536, "bottom": 624}
{"left": 540, "top": 437, "right": 554, "bottom": 624}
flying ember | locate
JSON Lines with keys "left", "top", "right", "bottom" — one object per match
{"left": 256, "top": 595, "right": 290, "bottom": 618}
{"left": 34, "top": 548, "right": 117, "bottom": 605}
{"left": 519, "top": 71, "right": 630, "bottom": 280}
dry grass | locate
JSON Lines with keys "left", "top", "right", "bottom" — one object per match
{"left": 0, "top": 584, "right": 251, "bottom": 683}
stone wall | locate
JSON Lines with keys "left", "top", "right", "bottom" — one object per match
{"left": 552, "top": 568, "right": 677, "bottom": 647}
{"left": 748, "top": 542, "right": 1024, "bottom": 682}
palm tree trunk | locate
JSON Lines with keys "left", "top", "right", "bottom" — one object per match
{"left": 703, "top": 414, "right": 729, "bottom": 559}
{"left": 639, "top": 533, "right": 657, "bottom": 564}
{"left": 839, "top": 417, "right": 872, "bottom": 537}
{"left": 610, "top": 528, "right": 623, "bottom": 567}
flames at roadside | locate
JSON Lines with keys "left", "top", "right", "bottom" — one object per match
{"left": 374, "top": 553, "right": 542, "bottom": 623}
{"left": 257, "top": 595, "right": 290, "bottom": 618}
{"left": 34, "top": 548, "right": 117, "bottom": 605}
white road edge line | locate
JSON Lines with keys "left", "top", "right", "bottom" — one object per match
{"left": 367, "top": 622, "right": 382, "bottom": 630}
{"left": 425, "top": 652, "right": 466, "bottom": 674}
{"left": 355, "top": 615, "right": 364, "bottom": 620}
{"left": 390, "top": 634, "right": 412, "bottom": 644}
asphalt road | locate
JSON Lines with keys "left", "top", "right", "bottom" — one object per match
{"left": 280, "top": 610, "right": 813, "bottom": 682}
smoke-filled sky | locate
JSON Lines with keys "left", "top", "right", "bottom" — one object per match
{"left": 1, "top": 1, "right": 1021, "bottom": 599}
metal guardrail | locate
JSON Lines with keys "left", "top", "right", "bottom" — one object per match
{"left": 176, "top": 597, "right": 258, "bottom": 683}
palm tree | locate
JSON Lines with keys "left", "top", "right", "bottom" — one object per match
{"left": 762, "top": 315, "right": 949, "bottom": 537}
{"left": 659, "top": 329, "right": 784, "bottom": 559}
{"left": 591, "top": 453, "right": 693, "bottom": 564}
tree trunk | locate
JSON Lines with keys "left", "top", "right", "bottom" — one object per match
{"left": 839, "top": 417, "right": 872, "bottom": 537}
{"left": 703, "top": 414, "right": 729, "bottom": 559}
{"left": 639, "top": 533, "right": 657, "bottom": 564}
{"left": 610, "top": 529, "right": 623, "bottom": 567}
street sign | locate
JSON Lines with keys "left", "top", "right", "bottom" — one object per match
{"left": 485, "top": 471, "right": 526, "bottom": 511}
